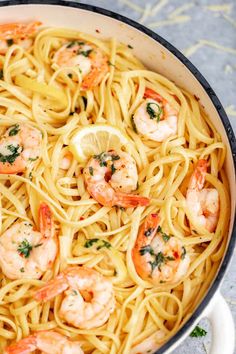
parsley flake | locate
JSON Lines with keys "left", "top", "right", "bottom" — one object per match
{"left": 17, "top": 239, "right": 33, "bottom": 258}
{"left": 9, "top": 124, "right": 20, "bottom": 136}
{"left": 0, "top": 144, "right": 21, "bottom": 165}
{"left": 144, "top": 228, "right": 154, "bottom": 237}
{"left": 146, "top": 102, "right": 163, "bottom": 121}
{"left": 89, "top": 166, "right": 94, "bottom": 176}
{"left": 190, "top": 325, "right": 207, "bottom": 338}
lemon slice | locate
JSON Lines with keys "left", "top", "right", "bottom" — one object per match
{"left": 69, "top": 124, "right": 129, "bottom": 162}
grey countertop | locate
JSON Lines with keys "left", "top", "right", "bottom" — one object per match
{"left": 76, "top": 0, "right": 236, "bottom": 353}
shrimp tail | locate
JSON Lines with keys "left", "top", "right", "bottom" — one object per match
{"left": 39, "top": 202, "right": 54, "bottom": 239}
{"left": 4, "top": 335, "right": 37, "bottom": 354}
{"left": 134, "top": 213, "right": 160, "bottom": 251}
{"left": 188, "top": 159, "right": 207, "bottom": 190}
{"left": 115, "top": 192, "right": 150, "bottom": 208}
{"left": 34, "top": 273, "right": 68, "bottom": 302}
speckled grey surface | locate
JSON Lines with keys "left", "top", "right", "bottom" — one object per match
{"left": 74, "top": 1, "right": 236, "bottom": 353}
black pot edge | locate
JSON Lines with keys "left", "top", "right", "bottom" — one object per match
{"left": 1, "top": 1, "right": 236, "bottom": 353}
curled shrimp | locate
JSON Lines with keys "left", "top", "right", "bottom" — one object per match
{"left": 53, "top": 40, "right": 109, "bottom": 90}
{"left": 34, "top": 266, "right": 115, "bottom": 329}
{"left": 186, "top": 159, "right": 219, "bottom": 232}
{"left": 83, "top": 150, "right": 150, "bottom": 208}
{"left": 0, "top": 123, "right": 42, "bottom": 174}
{"left": 4, "top": 330, "right": 84, "bottom": 354}
{"left": 133, "top": 88, "right": 178, "bottom": 142}
{"left": 0, "top": 202, "right": 57, "bottom": 280}
{"left": 0, "top": 21, "right": 41, "bottom": 54}
{"left": 132, "top": 213, "right": 190, "bottom": 285}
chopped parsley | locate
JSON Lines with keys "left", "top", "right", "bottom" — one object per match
{"left": 28, "top": 156, "right": 39, "bottom": 162}
{"left": 9, "top": 124, "right": 20, "bottom": 136}
{"left": 29, "top": 172, "right": 33, "bottom": 181}
{"left": 0, "top": 69, "right": 3, "bottom": 80}
{"left": 149, "top": 251, "right": 165, "bottom": 271}
{"left": 68, "top": 73, "right": 73, "bottom": 79}
{"left": 96, "top": 240, "right": 111, "bottom": 250}
{"left": 111, "top": 164, "right": 116, "bottom": 175}
{"left": 190, "top": 325, "right": 207, "bottom": 338}
{"left": 157, "top": 226, "right": 171, "bottom": 242}
{"left": 17, "top": 239, "right": 43, "bottom": 258}
{"left": 66, "top": 41, "right": 77, "bottom": 48}
{"left": 84, "top": 238, "right": 111, "bottom": 250}
{"left": 146, "top": 102, "right": 162, "bottom": 121}
{"left": 144, "top": 228, "right": 154, "bottom": 237}
{"left": 94, "top": 152, "right": 120, "bottom": 167}
{"left": 80, "top": 49, "right": 93, "bottom": 57}
{"left": 140, "top": 245, "right": 155, "bottom": 256}
{"left": 89, "top": 166, "right": 94, "bottom": 176}
{"left": 181, "top": 246, "right": 186, "bottom": 259}
{"left": 20, "top": 267, "right": 25, "bottom": 273}
{"left": 0, "top": 144, "right": 21, "bottom": 165}
{"left": 7, "top": 39, "right": 14, "bottom": 46}
{"left": 17, "top": 239, "right": 33, "bottom": 258}
{"left": 84, "top": 238, "right": 99, "bottom": 248}
{"left": 69, "top": 112, "right": 74, "bottom": 116}
{"left": 127, "top": 44, "right": 133, "bottom": 49}
{"left": 140, "top": 244, "right": 177, "bottom": 274}
{"left": 71, "top": 289, "right": 78, "bottom": 296}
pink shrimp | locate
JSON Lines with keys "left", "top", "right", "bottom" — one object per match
{"left": 0, "top": 123, "right": 42, "bottom": 174}
{"left": 186, "top": 159, "right": 220, "bottom": 232}
{"left": 53, "top": 40, "right": 109, "bottom": 90}
{"left": 4, "top": 330, "right": 83, "bottom": 354}
{"left": 132, "top": 213, "right": 189, "bottom": 285}
{"left": 0, "top": 202, "right": 58, "bottom": 280}
{"left": 34, "top": 266, "right": 115, "bottom": 329}
{"left": 133, "top": 88, "right": 178, "bottom": 142}
{"left": 0, "top": 21, "right": 41, "bottom": 54}
{"left": 83, "top": 150, "right": 150, "bottom": 208}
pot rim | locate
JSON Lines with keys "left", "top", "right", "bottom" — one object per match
{"left": 1, "top": 0, "right": 236, "bottom": 352}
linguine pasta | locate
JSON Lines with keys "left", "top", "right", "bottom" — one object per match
{"left": 0, "top": 25, "right": 230, "bottom": 354}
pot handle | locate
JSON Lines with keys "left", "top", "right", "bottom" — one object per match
{"left": 206, "top": 291, "right": 235, "bottom": 354}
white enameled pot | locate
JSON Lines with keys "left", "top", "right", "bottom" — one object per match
{"left": 0, "top": 1, "right": 235, "bottom": 353}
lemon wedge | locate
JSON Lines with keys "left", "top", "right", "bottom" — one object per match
{"left": 69, "top": 124, "right": 129, "bottom": 162}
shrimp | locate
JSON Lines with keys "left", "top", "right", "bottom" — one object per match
{"left": 186, "top": 159, "right": 219, "bottom": 232}
{"left": 0, "top": 123, "right": 42, "bottom": 174}
{"left": 0, "top": 202, "right": 57, "bottom": 280}
{"left": 132, "top": 213, "right": 190, "bottom": 285}
{"left": 34, "top": 266, "right": 115, "bottom": 329}
{"left": 83, "top": 150, "right": 150, "bottom": 208}
{"left": 0, "top": 21, "right": 41, "bottom": 54}
{"left": 133, "top": 88, "right": 178, "bottom": 142}
{"left": 130, "top": 330, "right": 165, "bottom": 354}
{"left": 4, "top": 330, "right": 84, "bottom": 354}
{"left": 53, "top": 40, "right": 109, "bottom": 90}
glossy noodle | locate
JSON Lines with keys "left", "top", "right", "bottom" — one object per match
{"left": 0, "top": 23, "right": 230, "bottom": 354}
